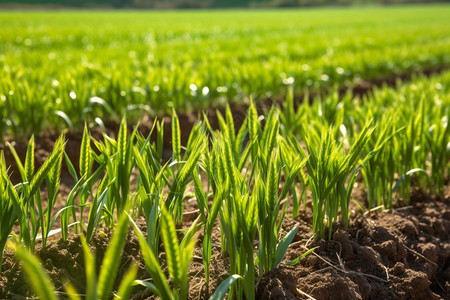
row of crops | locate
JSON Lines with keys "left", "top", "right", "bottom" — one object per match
{"left": 1, "top": 67, "right": 449, "bottom": 298}
{"left": 1, "top": 5, "right": 450, "bottom": 140}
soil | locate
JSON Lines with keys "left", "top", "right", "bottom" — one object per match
{"left": 286, "top": 188, "right": 450, "bottom": 300}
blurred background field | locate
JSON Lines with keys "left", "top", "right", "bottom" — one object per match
{"left": 1, "top": 5, "right": 449, "bottom": 139}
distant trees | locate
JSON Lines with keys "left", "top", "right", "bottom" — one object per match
{"left": 0, "top": 0, "right": 447, "bottom": 8}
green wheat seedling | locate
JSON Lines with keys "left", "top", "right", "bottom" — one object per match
{"left": 255, "top": 148, "right": 307, "bottom": 275}
{"left": 395, "top": 99, "right": 427, "bottom": 202}
{"left": 247, "top": 99, "right": 261, "bottom": 174}
{"left": 64, "top": 119, "right": 139, "bottom": 240}
{"left": 85, "top": 117, "right": 138, "bottom": 226}
{"left": 426, "top": 112, "right": 450, "bottom": 195}
{"left": 61, "top": 124, "right": 109, "bottom": 240}
{"left": 360, "top": 114, "right": 404, "bottom": 209}
{"left": 201, "top": 186, "right": 223, "bottom": 285}
{"left": 206, "top": 107, "right": 251, "bottom": 178}
{"left": 131, "top": 206, "right": 199, "bottom": 300}
{"left": 299, "top": 123, "right": 374, "bottom": 239}
{"left": 7, "top": 134, "right": 66, "bottom": 249}
{"left": 9, "top": 209, "right": 137, "bottom": 300}
{"left": 61, "top": 148, "right": 106, "bottom": 241}
{"left": 0, "top": 151, "right": 21, "bottom": 273}
{"left": 279, "top": 136, "right": 308, "bottom": 218}
{"left": 82, "top": 210, "right": 135, "bottom": 300}
{"left": 200, "top": 107, "right": 253, "bottom": 287}
{"left": 200, "top": 132, "right": 232, "bottom": 285}
{"left": 211, "top": 133, "right": 258, "bottom": 300}
{"left": 113, "top": 117, "right": 138, "bottom": 216}
{"left": 40, "top": 136, "right": 66, "bottom": 248}
{"left": 216, "top": 105, "right": 251, "bottom": 169}
{"left": 77, "top": 124, "right": 95, "bottom": 229}
{"left": 133, "top": 120, "right": 169, "bottom": 254}
{"left": 84, "top": 172, "right": 115, "bottom": 242}
{"left": 165, "top": 110, "right": 207, "bottom": 222}
{"left": 280, "top": 86, "right": 297, "bottom": 136}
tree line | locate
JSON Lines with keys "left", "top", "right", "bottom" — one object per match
{"left": 0, "top": 0, "right": 447, "bottom": 8}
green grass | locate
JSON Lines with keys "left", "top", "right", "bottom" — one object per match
{"left": 1, "top": 5, "right": 450, "bottom": 139}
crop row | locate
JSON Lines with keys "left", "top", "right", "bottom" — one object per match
{"left": 1, "top": 6, "right": 450, "bottom": 140}
{"left": 1, "top": 70, "right": 449, "bottom": 299}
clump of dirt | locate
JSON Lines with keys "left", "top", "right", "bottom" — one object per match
{"left": 0, "top": 217, "right": 153, "bottom": 299}
{"left": 256, "top": 267, "right": 299, "bottom": 300}
{"left": 280, "top": 189, "right": 450, "bottom": 300}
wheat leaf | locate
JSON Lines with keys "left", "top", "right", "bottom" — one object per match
{"left": 97, "top": 211, "right": 130, "bottom": 300}
{"left": 160, "top": 206, "right": 182, "bottom": 284}
{"left": 172, "top": 108, "right": 181, "bottom": 162}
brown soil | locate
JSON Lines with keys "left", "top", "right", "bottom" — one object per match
{"left": 287, "top": 189, "right": 450, "bottom": 300}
